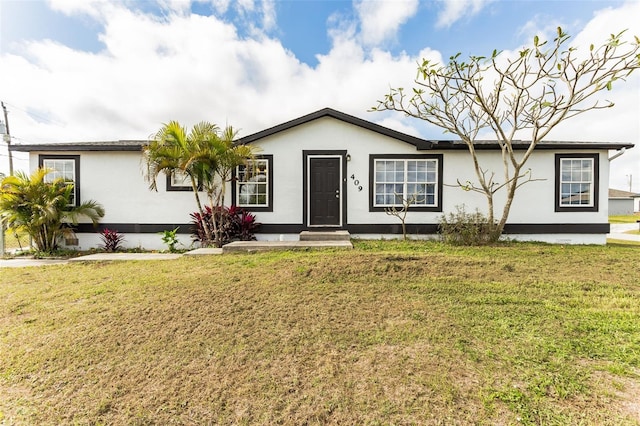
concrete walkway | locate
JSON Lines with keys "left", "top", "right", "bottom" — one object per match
{"left": 607, "top": 223, "right": 640, "bottom": 242}
{"left": 222, "top": 240, "right": 353, "bottom": 253}
{"left": 0, "top": 239, "right": 350, "bottom": 268}
{"left": 0, "top": 252, "right": 185, "bottom": 268}
{"left": 67, "top": 253, "right": 183, "bottom": 262}
{"left": 2, "top": 226, "right": 638, "bottom": 268}
{"left": 0, "top": 258, "right": 69, "bottom": 268}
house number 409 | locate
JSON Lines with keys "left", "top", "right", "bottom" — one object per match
{"left": 350, "top": 174, "right": 363, "bottom": 191}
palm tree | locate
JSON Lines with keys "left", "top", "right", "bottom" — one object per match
{"left": 0, "top": 169, "right": 105, "bottom": 252}
{"left": 144, "top": 121, "right": 220, "bottom": 242}
{"left": 201, "top": 125, "right": 257, "bottom": 247}
{"left": 144, "top": 121, "right": 256, "bottom": 247}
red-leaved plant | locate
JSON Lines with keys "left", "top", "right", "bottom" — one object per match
{"left": 99, "top": 228, "right": 125, "bottom": 252}
{"left": 190, "top": 206, "right": 258, "bottom": 246}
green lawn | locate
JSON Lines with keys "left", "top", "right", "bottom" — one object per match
{"left": 610, "top": 213, "right": 640, "bottom": 224}
{"left": 1, "top": 241, "right": 639, "bottom": 425}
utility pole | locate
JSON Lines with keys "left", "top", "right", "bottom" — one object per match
{"left": 1, "top": 101, "right": 13, "bottom": 176}
{"left": 0, "top": 101, "right": 11, "bottom": 256}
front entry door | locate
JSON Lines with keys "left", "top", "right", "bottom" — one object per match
{"left": 309, "top": 157, "right": 341, "bottom": 226}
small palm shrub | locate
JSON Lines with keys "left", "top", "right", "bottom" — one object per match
{"left": 439, "top": 205, "right": 499, "bottom": 245}
{"left": 191, "top": 206, "right": 258, "bottom": 246}
{"left": 0, "top": 169, "right": 104, "bottom": 253}
{"left": 159, "top": 227, "right": 180, "bottom": 252}
{"left": 99, "top": 228, "right": 125, "bottom": 252}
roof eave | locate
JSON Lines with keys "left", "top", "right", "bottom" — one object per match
{"left": 431, "top": 141, "right": 635, "bottom": 150}
{"left": 10, "top": 141, "right": 147, "bottom": 152}
{"left": 235, "top": 107, "right": 434, "bottom": 150}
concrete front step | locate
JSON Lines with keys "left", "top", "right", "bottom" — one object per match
{"left": 299, "top": 230, "right": 351, "bottom": 241}
{"left": 222, "top": 240, "right": 353, "bottom": 253}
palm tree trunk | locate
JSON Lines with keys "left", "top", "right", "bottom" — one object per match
{"left": 190, "top": 176, "right": 212, "bottom": 244}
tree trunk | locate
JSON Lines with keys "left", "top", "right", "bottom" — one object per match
{"left": 494, "top": 173, "right": 520, "bottom": 239}
{"left": 190, "top": 177, "right": 212, "bottom": 244}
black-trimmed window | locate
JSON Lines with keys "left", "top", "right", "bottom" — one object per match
{"left": 39, "top": 155, "right": 80, "bottom": 206}
{"left": 233, "top": 155, "right": 273, "bottom": 212}
{"left": 369, "top": 154, "right": 443, "bottom": 212}
{"left": 166, "top": 170, "right": 194, "bottom": 192}
{"left": 555, "top": 153, "right": 599, "bottom": 212}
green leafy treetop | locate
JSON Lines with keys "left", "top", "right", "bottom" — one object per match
{"left": 144, "top": 121, "right": 257, "bottom": 248}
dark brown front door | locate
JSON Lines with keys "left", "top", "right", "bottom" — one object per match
{"left": 309, "top": 157, "right": 341, "bottom": 226}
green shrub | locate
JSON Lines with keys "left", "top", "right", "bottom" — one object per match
{"left": 0, "top": 169, "right": 104, "bottom": 253}
{"left": 439, "top": 205, "right": 499, "bottom": 245}
{"left": 159, "top": 227, "right": 180, "bottom": 253}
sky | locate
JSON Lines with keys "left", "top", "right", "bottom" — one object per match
{"left": 0, "top": 0, "right": 639, "bottom": 191}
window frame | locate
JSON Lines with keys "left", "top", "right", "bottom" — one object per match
{"left": 232, "top": 155, "right": 273, "bottom": 212}
{"left": 166, "top": 169, "right": 196, "bottom": 192}
{"left": 369, "top": 154, "right": 443, "bottom": 212}
{"left": 555, "top": 153, "right": 599, "bottom": 212}
{"left": 39, "top": 155, "right": 80, "bottom": 206}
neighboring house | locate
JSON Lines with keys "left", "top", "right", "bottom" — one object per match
{"left": 608, "top": 188, "right": 637, "bottom": 215}
{"left": 10, "top": 108, "right": 633, "bottom": 249}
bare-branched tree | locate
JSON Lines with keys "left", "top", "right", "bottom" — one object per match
{"left": 385, "top": 192, "right": 425, "bottom": 240}
{"left": 373, "top": 28, "right": 640, "bottom": 240}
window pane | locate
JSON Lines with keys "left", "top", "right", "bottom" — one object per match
{"left": 559, "top": 157, "right": 593, "bottom": 207}
{"left": 374, "top": 158, "right": 438, "bottom": 207}
{"left": 237, "top": 159, "right": 269, "bottom": 206}
{"left": 425, "top": 193, "right": 435, "bottom": 205}
{"left": 171, "top": 170, "right": 190, "bottom": 187}
{"left": 43, "top": 158, "right": 76, "bottom": 205}
{"left": 43, "top": 159, "right": 75, "bottom": 183}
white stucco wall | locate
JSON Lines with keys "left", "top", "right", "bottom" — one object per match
{"left": 248, "top": 117, "right": 610, "bottom": 227}
{"left": 30, "top": 151, "right": 200, "bottom": 224}
{"left": 30, "top": 150, "right": 205, "bottom": 250}
{"left": 27, "top": 116, "right": 613, "bottom": 249}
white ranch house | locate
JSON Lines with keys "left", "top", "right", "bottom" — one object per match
{"left": 11, "top": 108, "right": 632, "bottom": 249}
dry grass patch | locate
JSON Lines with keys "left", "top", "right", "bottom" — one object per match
{"left": 1, "top": 241, "right": 639, "bottom": 424}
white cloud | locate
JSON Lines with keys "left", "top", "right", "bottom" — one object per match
{"left": 516, "top": 15, "right": 564, "bottom": 45}
{"left": 260, "top": 0, "right": 276, "bottom": 32}
{"left": 229, "top": 0, "right": 277, "bottom": 36}
{"left": 543, "top": 0, "right": 640, "bottom": 191}
{"left": 436, "top": 0, "right": 493, "bottom": 28}
{"left": 0, "top": 1, "right": 427, "bottom": 159}
{"left": 374, "top": 117, "right": 422, "bottom": 137}
{"left": 208, "top": 0, "right": 230, "bottom": 15}
{"left": 355, "top": 0, "right": 419, "bottom": 47}
{"left": 1, "top": 0, "right": 638, "bottom": 193}
{"left": 47, "top": 0, "right": 105, "bottom": 18}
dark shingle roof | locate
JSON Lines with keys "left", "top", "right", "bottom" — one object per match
{"left": 10, "top": 140, "right": 146, "bottom": 152}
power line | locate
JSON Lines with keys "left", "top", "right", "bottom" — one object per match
{"left": 2, "top": 101, "right": 64, "bottom": 126}
{"left": 0, "top": 152, "right": 28, "bottom": 158}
